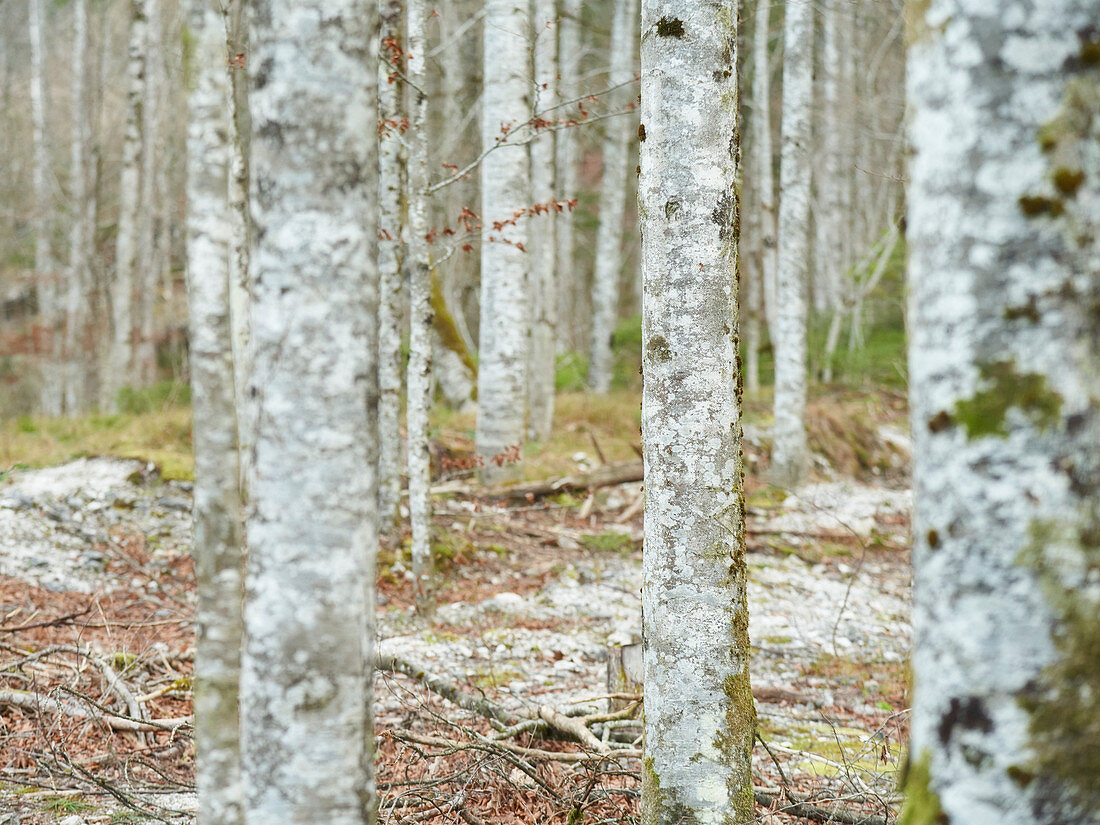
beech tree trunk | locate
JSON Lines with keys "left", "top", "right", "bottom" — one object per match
{"left": 526, "top": 0, "right": 557, "bottom": 439}
{"left": 241, "top": 1, "right": 379, "bottom": 821}
{"left": 184, "top": 2, "right": 243, "bottom": 822}
{"left": 554, "top": 0, "right": 583, "bottom": 352}
{"left": 64, "top": 0, "right": 92, "bottom": 414}
{"left": 638, "top": 3, "right": 754, "bottom": 823}
{"left": 752, "top": 0, "right": 776, "bottom": 336}
{"left": 770, "top": 0, "right": 812, "bottom": 489}
{"left": 377, "top": 0, "right": 405, "bottom": 533}
{"left": 135, "top": 0, "right": 163, "bottom": 386}
{"left": 104, "top": 0, "right": 147, "bottom": 410}
{"left": 407, "top": 0, "right": 434, "bottom": 594}
{"left": 30, "top": 0, "right": 61, "bottom": 415}
{"left": 905, "top": 2, "right": 1100, "bottom": 823}
{"left": 587, "top": 0, "right": 637, "bottom": 395}
{"left": 476, "top": 0, "right": 530, "bottom": 480}
{"left": 813, "top": 0, "right": 842, "bottom": 320}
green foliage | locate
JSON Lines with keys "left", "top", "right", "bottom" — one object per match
{"left": 555, "top": 351, "right": 589, "bottom": 392}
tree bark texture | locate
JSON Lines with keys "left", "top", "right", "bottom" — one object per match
{"left": 587, "top": 0, "right": 638, "bottom": 395}
{"left": 638, "top": 2, "right": 755, "bottom": 823}
{"left": 407, "top": 0, "right": 434, "bottom": 592}
{"left": 906, "top": 2, "right": 1100, "bottom": 823}
{"left": 770, "top": 0, "right": 812, "bottom": 489}
{"left": 554, "top": 0, "right": 583, "bottom": 352}
{"left": 526, "top": 0, "right": 557, "bottom": 439}
{"left": 183, "top": 3, "right": 243, "bottom": 823}
{"left": 242, "top": 1, "right": 379, "bottom": 822}
{"left": 751, "top": 0, "right": 776, "bottom": 336}
{"left": 377, "top": 0, "right": 405, "bottom": 533}
{"left": 135, "top": 0, "right": 163, "bottom": 386}
{"left": 476, "top": 0, "right": 530, "bottom": 480}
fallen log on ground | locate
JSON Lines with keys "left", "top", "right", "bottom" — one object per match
{"left": 433, "top": 460, "right": 644, "bottom": 501}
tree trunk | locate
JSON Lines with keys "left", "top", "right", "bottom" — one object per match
{"left": 526, "top": 0, "right": 558, "bottom": 438}
{"left": 554, "top": 0, "right": 583, "bottom": 353}
{"left": 476, "top": 0, "right": 530, "bottom": 480}
{"left": 242, "top": 0, "right": 379, "bottom": 821}
{"left": 377, "top": 0, "right": 405, "bottom": 534}
{"left": 905, "top": 3, "right": 1100, "bottom": 823}
{"left": 104, "top": 0, "right": 147, "bottom": 411}
{"left": 813, "top": 0, "right": 842, "bottom": 320}
{"left": 64, "top": 0, "right": 92, "bottom": 414}
{"left": 407, "top": 0, "right": 434, "bottom": 596}
{"left": 769, "top": 0, "right": 812, "bottom": 489}
{"left": 135, "top": 0, "right": 163, "bottom": 387}
{"left": 29, "top": 0, "right": 61, "bottom": 415}
{"left": 587, "top": 0, "right": 637, "bottom": 395}
{"left": 751, "top": 0, "right": 776, "bottom": 337}
{"left": 184, "top": 3, "right": 243, "bottom": 823}
{"left": 638, "top": 3, "right": 754, "bottom": 824}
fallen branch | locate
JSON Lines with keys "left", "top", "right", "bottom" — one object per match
{"left": 0, "top": 689, "right": 191, "bottom": 733}
{"left": 754, "top": 789, "right": 888, "bottom": 825}
{"left": 377, "top": 653, "right": 521, "bottom": 727}
{"left": 396, "top": 731, "right": 641, "bottom": 763}
{"left": 438, "top": 460, "right": 644, "bottom": 501}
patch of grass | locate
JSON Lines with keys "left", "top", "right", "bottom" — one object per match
{"left": 0, "top": 402, "right": 193, "bottom": 480}
{"left": 580, "top": 530, "right": 634, "bottom": 553}
{"left": 42, "top": 795, "right": 95, "bottom": 815}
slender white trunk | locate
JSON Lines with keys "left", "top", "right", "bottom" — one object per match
{"left": 476, "top": 0, "right": 530, "bottom": 479}
{"left": 224, "top": 0, "right": 252, "bottom": 486}
{"left": 554, "top": 0, "right": 582, "bottom": 353}
{"left": 63, "top": 0, "right": 91, "bottom": 414}
{"left": 377, "top": 0, "right": 405, "bottom": 533}
{"left": 769, "top": 0, "right": 812, "bottom": 489}
{"left": 587, "top": 0, "right": 637, "bottom": 395}
{"left": 104, "top": 0, "right": 147, "bottom": 410}
{"left": 639, "top": 3, "right": 754, "bottom": 823}
{"left": 30, "top": 0, "right": 61, "bottom": 415}
{"left": 184, "top": 3, "right": 242, "bottom": 822}
{"left": 526, "top": 0, "right": 557, "bottom": 437}
{"left": 752, "top": 0, "right": 776, "bottom": 336}
{"left": 241, "top": 1, "right": 378, "bottom": 821}
{"left": 407, "top": 0, "right": 434, "bottom": 595}
{"left": 813, "top": 0, "right": 842, "bottom": 318}
{"left": 906, "top": 2, "right": 1099, "bottom": 822}
{"left": 135, "top": 0, "right": 162, "bottom": 387}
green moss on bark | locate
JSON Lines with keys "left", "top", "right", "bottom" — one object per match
{"left": 950, "top": 360, "right": 1062, "bottom": 439}
{"left": 429, "top": 266, "right": 478, "bottom": 381}
{"left": 898, "top": 751, "right": 948, "bottom": 825}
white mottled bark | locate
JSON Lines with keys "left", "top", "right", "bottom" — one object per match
{"left": 751, "top": 0, "right": 776, "bottom": 335}
{"left": 184, "top": 2, "right": 242, "bottom": 822}
{"left": 906, "top": 2, "right": 1100, "bottom": 823}
{"left": 554, "top": 0, "right": 582, "bottom": 352}
{"left": 377, "top": 0, "right": 404, "bottom": 533}
{"left": 135, "top": 0, "right": 163, "bottom": 386}
{"left": 639, "top": 3, "right": 754, "bottom": 824}
{"left": 225, "top": 0, "right": 253, "bottom": 485}
{"left": 587, "top": 0, "right": 637, "bottom": 395}
{"left": 407, "top": 0, "right": 434, "bottom": 594}
{"left": 104, "top": 0, "right": 147, "bottom": 410}
{"left": 527, "top": 0, "right": 557, "bottom": 438}
{"left": 30, "top": 0, "right": 61, "bottom": 415}
{"left": 813, "top": 0, "right": 842, "bottom": 317}
{"left": 64, "top": 0, "right": 92, "bottom": 414}
{"left": 242, "top": 1, "right": 378, "bottom": 822}
{"left": 476, "top": 0, "right": 530, "bottom": 480}
{"left": 769, "top": 0, "right": 812, "bottom": 489}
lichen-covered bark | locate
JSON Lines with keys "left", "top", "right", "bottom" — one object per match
{"left": 588, "top": 0, "right": 638, "bottom": 395}
{"left": 377, "top": 0, "right": 404, "bottom": 532}
{"left": 770, "top": 0, "right": 812, "bottom": 489}
{"left": 907, "top": 2, "right": 1100, "bottom": 822}
{"left": 554, "top": 0, "right": 583, "bottom": 352}
{"left": 407, "top": 0, "right": 434, "bottom": 593}
{"left": 184, "top": 3, "right": 243, "bottom": 823}
{"left": 639, "top": 2, "right": 754, "bottom": 823}
{"left": 751, "top": 0, "right": 775, "bottom": 336}
{"left": 813, "top": 0, "right": 843, "bottom": 317}
{"left": 476, "top": 0, "right": 530, "bottom": 480}
{"left": 242, "top": 1, "right": 378, "bottom": 822}
{"left": 64, "top": 0, "right": 92, "bottom": 414}
{"left": 135, "top": 0, "right": 163, "bottom": 386}
{"left": 527, "top": 0, "right": 558, "bottom": 439}
{"left": 104, "top": 0, "right": 147, "bottom": 410}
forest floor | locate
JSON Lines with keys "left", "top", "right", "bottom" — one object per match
{"left": 0, "top": 388, "right": 912, "bottom": 824}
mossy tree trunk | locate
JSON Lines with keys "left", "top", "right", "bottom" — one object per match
{"left": 241, "top": 0, "right": 379, "bottom": 820}
{"left": 638, "top": 1, "right": 755, "bottom": 823}
{"left": 905, "top": 1, "right": 1100, "bottom": 822}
